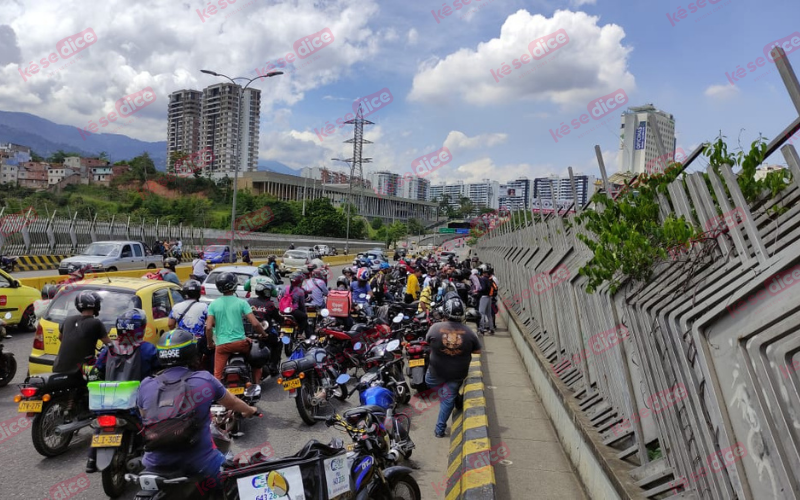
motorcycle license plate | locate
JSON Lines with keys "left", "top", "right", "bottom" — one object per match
{"left": 281, "top": 327, "right": 293, "bottom": 334}
{"left": 228, "top": 387, "right": 245, "bottom": 395}
{"left": 283, "top": 378, "right": 302, "bottom": 391}
{"left": 91, "top": 434, "right": 123, "bottom": 447}
{"left": 18, "top": 400, "right": 42, "bottom": 413}
{"left": 409, "top": 358, "right": 425, "bottom": 367}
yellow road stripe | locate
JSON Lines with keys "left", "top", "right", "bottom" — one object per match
{"left": 463, "top": 397, "right": 486, "bottom": 410}
{"left": 463, "top": 465, "right": 495, "bottom": 490}
{"left": 452, "top": 413, "right": 463, "bottom": 430}
{"left": 445, "top": 485, "right": 461, "bottom": 500}
{"left": 464, "top": 382, "right": 483, "bottom": 394}
{"left": 449, "top": 429, "right": 463, "bottom": 454}
{"left": 447, "top": 453, "right": 462, "bottom": 478}
{"left": 464, "top": 414, "right": 489, "bottom": 431}
{"left": 463, "top": 438, "right": 491, "bottom": 456}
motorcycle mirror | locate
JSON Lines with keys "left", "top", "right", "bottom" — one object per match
{"left": 283, "top": 307, "right": 292, "bottom": 314}
{"left": 392, "top": 313, "right": 403, "bottom": 324}
{"left": 336, "top": 374, "right": 351, "bottom": 385}
{"left": 281, "top": 336, "right": 291, "bottom": 345}
{"left": 3, "top": 312, "right": 10, "bottom": 320}
{"left": 386, "top": 339, "right": 401, "bottom": 352}
{"left": 353, "top": 342, "right": 363, "bottom": 351}
{"left": 320, "top": 308, "right": 330, "bottom": 318}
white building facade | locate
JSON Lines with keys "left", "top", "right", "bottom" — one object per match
{"left": 618, "top": 104, "right": 676, "bottom": 174}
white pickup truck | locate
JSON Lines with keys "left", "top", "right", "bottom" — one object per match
{"left": 58, "top": 240, "right": 163, "bottom": 275}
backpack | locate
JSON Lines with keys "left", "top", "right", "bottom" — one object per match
{"left": 140, "top": 371, "right": 204, "bottom": 451}
{"left": 487, "top": 280, "right": 498, "bottom": 297}
{"left": 144, "top": 271, "right": 164, "bottom": 281}
{"left": 279, "top": 286, "right": 295, "bottom": 312}
{"left": 104, "top": 347, "right": 143, "bottom": 382}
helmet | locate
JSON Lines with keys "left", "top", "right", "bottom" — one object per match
{"left": 254, "top": 281, "right": 275, "bottom": 298}
{"left": 75, "top": 291, "right": 102, "bottom": 316}
{"left": 42, "top": 284, "right": 59, "bottom": 300}
{"left": 312, "top": 268, "right": 326, "bottom": 280}
{"left": 336, "top": 275, "right": 349, "bottom": 288}
{"left": 343, "top": 266, "right": 354, "bottom": 275}
{"left": 478, "top": 264, "right": 488, "bottom": 272}
{"left": 471, "top": 269, "right": 479, "bottom": 276}
{"left": 356, "top": 267, "right": 371, "bottom": 281}
{"left": 443, "top": 296, "right": 466, "bottom": 322}
{"left": 116, "top": 308, "right": 147, "bottom": 346}
{"left": 215, "top": 272, "right": 238, "bottom": 294}
{"left": 248, "top": 340, "right": 271, "bottom": 369}
{"left": 268, "top": 254, "right": 277, "bottom": 262}
{"left": 258, "top": 263, "right": 271, "bottom": 276}
{"left": 157, "top": 329, "right": 199, "bottom": 368}
{"left": 380, "top": 262, "right": 390, "bottom": 270}
{"left": 305, "top": 263, "right": 317, "bottom": 274}
{"left": 289, "top": 272, "right": 304, "bottom": 285}
{"left": 370, "top": 264, "right": 381, "bottom": 273}
{"left": 182, "top": 280, "right": 202, "bottom": 299}
{"left": 429, "top": 276, "right": 442, "bottom": 290}
{"left": 164, "top": 257, "right": 178, "bottom": 270}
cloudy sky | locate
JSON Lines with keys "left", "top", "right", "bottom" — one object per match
{"left": 0, "top": 0, "right": 798, "bottom": 184}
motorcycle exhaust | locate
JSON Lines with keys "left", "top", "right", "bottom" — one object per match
{"left": 127, "top": 457, "right": 143, "bottom": 472}
{"left": 387, "top": 448, "right": 401, "bottom": 463}
{"left": 54, "top": 418, "right": 92, "bottom": 436}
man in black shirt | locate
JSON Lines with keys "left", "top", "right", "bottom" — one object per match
{"left": 247, "top": 282, "right": 282, "bottom": 376}
{"left": 53, "top": 291, "right": 113, "bottom": 373}
{"left": 425, "top": 296, "right": 482, "bottom": 438}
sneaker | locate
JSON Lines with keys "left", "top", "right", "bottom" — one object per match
{"left": 85, "top": 458, "right": 98, "bottom": 473}
{"left": 435, "top": 431, "right": 446, "bottom": 438}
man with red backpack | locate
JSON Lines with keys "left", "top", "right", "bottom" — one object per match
{"left": 280, "top": 272, "right": 309, "bottom": 338}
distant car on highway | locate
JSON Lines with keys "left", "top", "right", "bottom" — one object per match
{"left": 313, "top": 244, "right": 331, "bottom": 256}
{"left": 204, "top": 245, "right": 236, "bottom": 264}
{"left": 58, "top": 241, "right": 162, "bottom": 275}
{"left": 282, "top": 249, "right": 314, "bottom": 276}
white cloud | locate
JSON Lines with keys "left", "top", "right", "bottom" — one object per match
{"left": 407, "top": 28, "right": 418, "bottom": 46}
{"left": 704, "top": 84, "right": 740, "bottom": 100}
{"left": 408, "top": 9, "right": 635, "bottom": 108}
{"left": 443, "top": 131, "right": 508, "bottom": 152}
{"left": 426, "top": 157, "right": 554, "bottom": 185}
{"left": 570, "top": 0, "right": 597, "bottom": 7}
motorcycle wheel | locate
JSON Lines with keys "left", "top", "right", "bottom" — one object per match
{"left": 101, "top": 433, "right": 130, "bottom": 498}
{"left": 31, "top": 397, "right": 74, "bottom": 457}
{"left": 296, "top": 375, "right": 320, "bottom": 426}
{"left": 0, "top": 353, "right": 17, "bottom": 387}
{"left": 389, "top": 475, "right": 422, "bottom": 500}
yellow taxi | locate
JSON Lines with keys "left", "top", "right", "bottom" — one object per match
{"left": 0, "top": 268, "right": 41, "bottom": 331}
{"left": 28, "top": 277, "right": 185, "bottom": 375}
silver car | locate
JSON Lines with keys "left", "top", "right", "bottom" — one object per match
{"left": 282, "top": 249, "right": 313, "bottom": 275}
{"left": 200, "top": 266, "right": 260, "bottom": 304}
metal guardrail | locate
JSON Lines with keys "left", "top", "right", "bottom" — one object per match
{"left": 474, "top": 47, "right": 800, "bottom": 499}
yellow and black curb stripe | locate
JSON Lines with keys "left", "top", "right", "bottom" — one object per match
{"left": 16, "top": 255, "right": 68, "bottom": 272}
{"left": 446, "top": 354, "right": 497, "bottom": 500}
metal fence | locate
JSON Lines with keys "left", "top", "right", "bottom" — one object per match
{"left": 0, "top": 210, "right": 384, "bottom": 256}
{"left": 475, "top": 48, "right": 800, "bottom": 499}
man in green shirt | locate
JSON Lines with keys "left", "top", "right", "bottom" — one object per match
{"left": 205, "top": 272, "right": 267, "bottom": 384}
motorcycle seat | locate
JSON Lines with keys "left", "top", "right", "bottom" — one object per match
{"left": 227, "top": 355, "right": 248, "bottom": 365}
{"left": 343, "top": 405, "right": 386, "bottom": 420}
{"left": 29, "top": 370, "right": 85, "bottom": 390}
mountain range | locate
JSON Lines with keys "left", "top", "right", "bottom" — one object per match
{"left": 0, "top": 110, "right": 300, "bottom": 176}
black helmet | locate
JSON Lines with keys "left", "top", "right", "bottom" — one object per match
{"left": 254, "top": 281, "right": 274, "bottom": 298}
{"left": 75, "top": 291, "right": 102, "bottom": 316}
{"left": 443, "top": 296, "right": 465, "bottom": 322}
{"left": 182, "top": 279, "right": 202, "bottom": 300}
{"left": 157, "top": 329, "right": 198, "bottom": 368}
{"left": 42, "top": 284, "right": 59, "bottom": 300}
{"left": 164, "top": 257, "right": 178, "bottom": 270}
{"left": 215, "top": 272, "right": 238, "bottom": 293}
{"left": 343, "top": 267, "right": 354, "bottom": 275}
{"left": 289, "top": 272, "right": 304, "bottom": 285}
{"left": 268, "top": 254, "right": 277, "bottom": 262}
{"left": 336, "top": 275, "right": 348, "bottom": 288}
{"left": 248, "top": 341, "right": 271, "bottom": 369}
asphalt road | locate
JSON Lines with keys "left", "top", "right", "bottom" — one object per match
{"left": 0, "top": 262, "right": 449, "bottom": 499}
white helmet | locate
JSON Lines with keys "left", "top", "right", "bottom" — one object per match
{"left": 471, "top": 269, "right": 479, "bottom": 275}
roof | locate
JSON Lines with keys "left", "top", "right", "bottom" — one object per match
{"left": 73, "top": 277, "right": 180, "bottom": 291}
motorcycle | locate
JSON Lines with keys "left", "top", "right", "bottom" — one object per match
{"left": 278, "top": 336, "right": 350, "bottom": 426}
{"left": 16, "top": 364, "right": 96, "bottom": 457}
{"left": 0, "top": 312, "right": 17, "bottom": 387}
{"left": 404, "top": 339, "right": 430, "bottom": 393}
{"left": 279, "top": 308, "right": 299, "bottom": 357}
{"left": 218, "top": 323, "right": 268, "bottom": 437}
{"left": 358, "top": 339, "right": 411, "bottom": 405}
{"left": 88, "top": 380, "right": 146, "bottom": 498}
{"left": 1, "top": 255, "right": 18, "bottom": 273}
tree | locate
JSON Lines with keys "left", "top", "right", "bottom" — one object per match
{"left": 47, "top": 150, "right": 81, "bottom": 164}
{"left": 168, "top": 151, "right": 188, "bottom": 173}
{"left": 458, "top": 197, "right": 475, "bottom": 218}
{"left": 407, "top": 217, "right": 424, "bottom": 236}
{"left": 371, "top": 217, "right": 383, "bottom": 230}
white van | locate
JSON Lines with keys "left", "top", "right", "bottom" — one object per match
{"left": 313, "top": 244, "right": 331, "bottom": 256}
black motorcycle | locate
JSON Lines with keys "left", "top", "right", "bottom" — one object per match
{"left": 404, "top": 339, "right": 429, "bottom": 393}
{"left": 360, "top": 339, "right": 411, "bottom": 405}
{"left": 218, "top": 323, "right": 269, "bottom": 437}
{"left": 0, "top": 312, "right": 17, "bottom": 387}
{"left": 87, "top": 380, "right": 145, "bottom": 498}
{"left": 17, "top": 366, "right": 95, "bottom": 457}
{"left": 278, "top": 337, "right": 350, "bottom": 426}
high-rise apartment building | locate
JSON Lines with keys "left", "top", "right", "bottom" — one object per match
{"left": 532, "top": 174, "right": 596, "bottom": 207}
{"left": 498, "top": 177, "right": 531, "bottom": 211}
{"left": 368, "top": 171, "right": 401, "bottom": 197}
{"left": 429, "top": 179, "right": 500, "bottom": 213}
{"left": 200, "top": 83, "right": 261, "bottom": 175}
{"left": 167, "top": 90, "right": 202, "bottom": 171}
{"left": 402, "top": 176, "right": 430, "bottom": 202}
{"left": 617, "top": 104, "right": 676, "bottom": 174}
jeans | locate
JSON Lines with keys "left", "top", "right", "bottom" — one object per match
{"left": 424, "top": 372, "right": 463, "bottom": 435}
{"left": 479, "top": 296, "right": 494, "bottom": 332}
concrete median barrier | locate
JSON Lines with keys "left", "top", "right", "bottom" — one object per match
{"left": 446, "top": 354, "right": 497, "bottom": 500}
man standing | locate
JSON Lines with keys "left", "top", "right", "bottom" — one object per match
{"left": 405, "top": 267, "right": 423, "bottom": 304}
{"left": 478, "top": 267, "right": 496, "bottom": 335}
{"left": 425, "top": 297, "right": 481, "bottom": 438}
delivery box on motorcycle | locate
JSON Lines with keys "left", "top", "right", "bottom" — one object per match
{"left": 326, "top": 290, "right": 352, "bottom": 318}
{"left": 88, "top": 381, "right": 141, "bottom": 410}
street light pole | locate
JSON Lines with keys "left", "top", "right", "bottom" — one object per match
{"left": 200, "top": 69, "right": 282, "bottom": 262}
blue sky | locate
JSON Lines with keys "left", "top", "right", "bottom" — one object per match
{"left": 0, "top": 0, "right": 798, "bottom": 183}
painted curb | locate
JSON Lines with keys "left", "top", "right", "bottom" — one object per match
{"left": 445, "top": 354, "right": 497, "bottom": 500}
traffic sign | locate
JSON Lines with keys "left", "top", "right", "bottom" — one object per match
{"left": 439, "top": 228, "right": 455, "bottom": 233}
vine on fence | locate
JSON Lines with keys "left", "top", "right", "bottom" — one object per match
{"left": 573, "top": 136, "right": 790, "bottom": 294}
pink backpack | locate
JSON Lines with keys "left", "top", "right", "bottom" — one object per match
{"left": 278, "top": 286, "right": 295, "bottom": 312}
